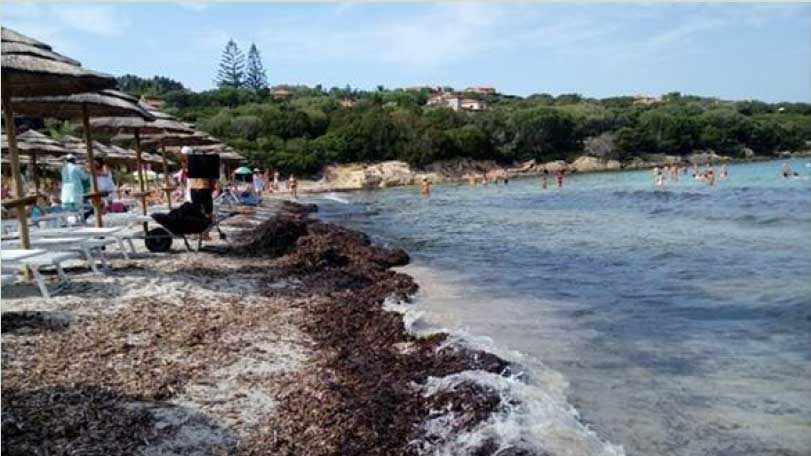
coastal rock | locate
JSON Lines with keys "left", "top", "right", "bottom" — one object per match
{"left": 366, "top": 161, "right": 415, "bottom": 188}
{"left": 543, "top": 160, "right": 569, "bottom": 173}
{"left": 571, "top": 156, "right": 620, "bottom": 173}
{"left": 688, "top": 150, "right": 726, "bottom": 164}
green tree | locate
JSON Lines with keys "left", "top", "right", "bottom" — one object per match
{"left": 512, "top": 108, "right": 577, "bottom": 161}
{"left": 216, "top": 39, "right": 245, "bottom": 88}
{"left": 245, "top": 43, "right": 268, "bottom": 90}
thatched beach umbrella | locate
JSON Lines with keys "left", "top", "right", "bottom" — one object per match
{"left": 101, "top": 112, "right": 192, "bottom": 209}
{"left": 11, "top": 89, "right": 155, "bottom": 227}
{"left": 2, "top": 27, "right": 116, "bottom": 247}
{"left": 2, "top": 130, "right": 69, "bottom": 192}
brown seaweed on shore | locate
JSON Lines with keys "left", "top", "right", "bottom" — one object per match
{"left": 230, "top": 202, "right": 523, "bottom": 456}
{"left": 2, "top": 200, "right": 528, "bottom": 456}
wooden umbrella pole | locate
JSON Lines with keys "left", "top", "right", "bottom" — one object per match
{"left": 161, "top": 143, "right": 172, "bottom": 209}
{"left": 1, "top": 90, "right": 31, "bottom": 250}
{"left": 81, "top": 104, "right": 103, "bottom": 228}
{"left": 133, "top": 129, "right": 148, "bottom": 234}
{"left": 31, "top": 153, "right": 39, "bottom": 194}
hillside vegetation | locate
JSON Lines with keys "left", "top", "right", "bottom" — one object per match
{"left": 119, "top": 75, "right": 811, "bottom": 175}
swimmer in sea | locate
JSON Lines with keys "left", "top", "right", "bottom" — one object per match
{"left": 654, "top": 166, "right": 665, "bottom": 189}
{"left": 705, "top": 163, "right": 715, "bottom": 186}
{"left": 555, "top": 170, "right": 564, "bottom": 188}
{"left": 720, "top": 162, "right": 729, "bottom": 179}
{"left": 420, "top": 177, "right": 432, "bottom": 197}
{"left": 468, "top": 174, "right": 476, "bottom": 187}
{"left": 782, "top": 162, "right": 793, "bottom": 178}
{"left": 541, "top": 170, "right": 549, "bottom": 189}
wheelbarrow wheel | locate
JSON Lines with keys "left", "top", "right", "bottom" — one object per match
{"left": 145, "top": 227, "right": 173, "bottom": 252}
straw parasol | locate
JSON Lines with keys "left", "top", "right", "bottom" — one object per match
{"left": 2, "top": 27, "right": 116, "bottom": 248}
{"left": 1, "top": 130, "right": 69, "bottom": 192}
{"left": 109, "top": 107, "right": 221, "bottom": 209}
{"left": 10, "top": 89, "right": 155, "bottom": 227}
{"left": 93, "top": 100, "right": 202, "bottom": 210}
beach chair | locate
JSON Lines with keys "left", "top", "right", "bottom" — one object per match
{"left": 25, "top": 226, "right": 134, "bottom": 260}
{"left": 2, "top": 237, "right": 113, "bottom": 274}
{"left": 1, "top": 249, "right": 83, "bottom": 298}
{"left": 1, "top": 273, "right": 15, "bottom": 286}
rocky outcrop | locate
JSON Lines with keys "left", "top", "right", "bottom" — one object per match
{"left": 570, "top": 156, "right": 621, "bottom": 173}
{"left": 300, "top": 151, "right": 768, "bottom": 193}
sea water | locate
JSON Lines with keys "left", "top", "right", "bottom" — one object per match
{"left": 314, "top": 159, "right": 811, "bottom": 456}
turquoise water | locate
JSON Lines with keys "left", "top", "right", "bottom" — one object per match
{"left": 315, "top": 159, "right": 811, "bottom": 456}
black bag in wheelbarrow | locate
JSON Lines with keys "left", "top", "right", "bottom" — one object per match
{"left": 145, "top": 203, "right": 211, "bottom": 252}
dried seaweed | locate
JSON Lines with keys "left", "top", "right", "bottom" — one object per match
{"left": 3, "top": 200, "right": 527, "bottom": 456}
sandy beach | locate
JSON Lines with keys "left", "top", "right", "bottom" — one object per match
{"left": 1, "top": 201, "right": 520, "bottom": 456}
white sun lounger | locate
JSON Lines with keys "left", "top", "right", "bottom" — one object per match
{"left": 2, "top": 237, "right": 113, "bottom": 274}
{"left": 1, "top": 249, "right": 83, "bottom": 298}
{"left": 21, "top": 226, "right": 134, "bottom": 260}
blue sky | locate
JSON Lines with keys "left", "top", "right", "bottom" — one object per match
{"left": 2, "top": 2, "right": 809, "bottom": 102}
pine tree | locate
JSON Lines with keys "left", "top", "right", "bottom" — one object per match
{"left": 216, "top": 39, "right": 245, "bottom": 88}
{"left": 245, "top": 43, "right": 268, "bottom": 90}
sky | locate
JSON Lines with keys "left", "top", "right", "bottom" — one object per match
{"left": 2, "top": 2, "right": 809, "bottom": 102}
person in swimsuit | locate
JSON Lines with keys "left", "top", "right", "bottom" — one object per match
{"left": 541, "top": 169, "right": 549, "bottom": 189}
{"left": 420, "top": 177, "right": 432, "bottom": 197}
{"left": 288, "top": 174, "right": 298, "bottom": 199}
{"left": 720, "top": 163, "right": 729, "bottom": 179}
{"left": 556, "top": 170, "right": 564, "bottom": 188}
{"left": 781, "top": 162, "right": 793, "bottom": 178}
{"left": 653, "top": 166, "right": 664, "bottom": 188}
{"left": 705, "top": 163, "right": 715, "bottom": 186}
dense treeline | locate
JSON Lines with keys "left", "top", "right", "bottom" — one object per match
{"left": 118, "top": 77, "right": 811, "bottom": 175}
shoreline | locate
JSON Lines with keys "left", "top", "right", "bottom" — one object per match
{"left": 297, "top": 153, "right": 811, "bottom": 194}
{"left": 1, "top": 201, "right": 545, "bottom": 455}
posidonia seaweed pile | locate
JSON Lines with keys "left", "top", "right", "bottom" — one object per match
{"left": 229, "top": 202, "right": 526, "bottom": 455}
{"left": 2, "top": 201, "right": 530, "bottom": 455}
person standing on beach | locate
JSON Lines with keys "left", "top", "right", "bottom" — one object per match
{"left": 60, "top": 154, "right": 87, "bottom": 211}
{"left": 468, "top": 174, "right": 476, "bottom": 187}
{"left": 288, "top": 174, "right": 298, "bottom": 199}
{"left": 252, "top": 168, "right": 264, "bottom": 199}
{"left": 482, "top": 172, "right": 489, "bottom": 186}
{"left": 420, "top": 177, "right": 432, "bottom": 197}
{"left": 273, "top": 170, "right": 280, "bottom": 189}
{"left": 670, "top": 163, "right": 679, "bottom": 184}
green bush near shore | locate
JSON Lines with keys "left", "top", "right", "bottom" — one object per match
{"left": 121, "top": 76, "right": 811, "bottom": 175}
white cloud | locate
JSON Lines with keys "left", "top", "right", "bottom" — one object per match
{"left": 250, "top": 3, "right": 616, "bottom": 69}
{"left": 176, "top": 2, "right": 210, "bottom": 12}
{"left": 51, "top": 5, "right": 131, "bottom": 37}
